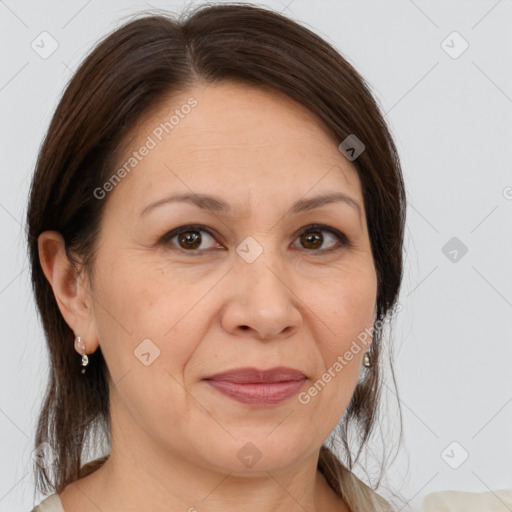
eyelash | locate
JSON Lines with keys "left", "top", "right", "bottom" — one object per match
{"left": 160, "top": 223, "right": 351, "bottom": 255}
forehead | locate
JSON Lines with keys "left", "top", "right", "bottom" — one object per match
{"left": 108, "top": 80, "right": 363, "bottom": 218}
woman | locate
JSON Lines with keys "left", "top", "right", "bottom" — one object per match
{"left": 27, "top": 3, "right": 406, "bottom": 511}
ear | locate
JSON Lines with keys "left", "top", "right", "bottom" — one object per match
{"left": 38, "top": 231, "right": 99, "bottom": 356}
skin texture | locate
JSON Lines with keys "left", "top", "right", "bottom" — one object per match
{"left": 38, "top": 80, "right": 377, "bottom": 512}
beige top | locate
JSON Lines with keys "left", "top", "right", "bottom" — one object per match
{"left": 31, "top": 494, "right": 64, "bottom": 512}
{"left": 31, "top": 488, "right": 512, "bottom": 511}
{"left": 423, "top": 489, "right": 512, "bottom": 511}
{"left": 31, "top": 456, "right": 110, "bottom": 511}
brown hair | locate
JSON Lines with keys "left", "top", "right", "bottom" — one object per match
{"left": 27, "top": 3, "right": 406, "bottom": 510}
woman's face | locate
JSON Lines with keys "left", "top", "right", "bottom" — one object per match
{"left": 83, "top": 80, "right": 377, "bottom": 474}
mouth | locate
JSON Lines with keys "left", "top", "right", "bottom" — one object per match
{"left": 202, "top": 366, "right": 307, "bottom": 406}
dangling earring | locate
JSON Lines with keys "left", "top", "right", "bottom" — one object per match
{"left": 76, "top": 336, "right": 89, "bottom": 374}
{"left": 363, "top": 351, "right": 371, "bottom": 368}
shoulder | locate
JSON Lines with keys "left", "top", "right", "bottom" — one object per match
{"left": 31, "top": 493, "right": 65, "bottom": 512}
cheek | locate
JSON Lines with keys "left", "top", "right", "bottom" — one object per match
{"left": 90, "top": 254, "right": 206, "bottom": 384}
{"left": 89, "top": 260, "right": 206, "bottom": 433}
{"left": 306, "top": 263, "right": 377, "bottom": 348}
{"left": 298, "top": 266, "right": 376, "bottom": 418}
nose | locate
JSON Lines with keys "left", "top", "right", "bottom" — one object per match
{"left": 220, "top": 248, "right": 302, "bottom": 341}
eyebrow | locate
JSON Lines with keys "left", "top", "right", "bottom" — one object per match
{"left": 139, "top": 191, "right": 362, "bottom": 220}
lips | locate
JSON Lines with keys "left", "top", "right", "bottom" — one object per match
{"left": 204, "top": 366, "right": 306, "bottom": 384}
{"left": 203, "top": 366, "right": 307, "bottom": 405}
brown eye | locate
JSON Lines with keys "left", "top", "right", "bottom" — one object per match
{"left": 300, "top": 231, "right": 323, "bottom": 250}
{"left": 293, "top": 224, "right": 349, "bottom": 253}
{"left": 177, "top": 231, "right": 202, "bottom": 250}
{"left": 162, "top": 225, "right": 220, "bottom": 252}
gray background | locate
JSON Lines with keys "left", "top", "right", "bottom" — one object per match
{"left": 1, "top": 0, "right": 511, "bottom": 510}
